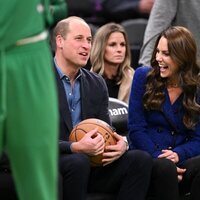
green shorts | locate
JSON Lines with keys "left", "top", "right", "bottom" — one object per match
{"left": 0, "top": 40, "right": 58, "bottom": 200}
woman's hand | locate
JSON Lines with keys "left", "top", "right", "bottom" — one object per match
{"left": 177, "top": 167, "right": 186, "bottom": 182}
{"left": 158, "top": 149, "right": 179, "bottom": 163}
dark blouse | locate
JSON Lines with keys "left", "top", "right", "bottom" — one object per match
{"left": 105, "top": 78, "right": 119, "bottom": 99}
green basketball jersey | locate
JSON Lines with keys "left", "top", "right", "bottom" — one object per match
{"left": 0, "top": 0, "right": 52, "bottom": 48}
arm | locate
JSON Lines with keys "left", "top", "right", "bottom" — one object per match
{"left": 88, "top": 73, "right": 111, "bottom": 125}
{"left": 59, "top": 140, "right": 73, "bottom": 154}
{"left": 173, "top": 122, "right": 200, "bottom": 164}
{"left": 86, "top": 72, "right": 128, "bottom": 165}
{"left": 59, "top": 130, "right": 105, "bottom": 156}
{"left": 159, "top": 94, "right": 200, "bottom": 164}
{"left": 139, "top": 0, "right": 178, "bottom": 66}
{"left": 128, "top": 66, "right": 161, "bottom": 158}
{"left": 158, "top": 124, "right": 200, "bottom": 164}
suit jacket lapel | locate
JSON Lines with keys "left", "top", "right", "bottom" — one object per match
{"left": 54, "top": 68, "right": 73, "bottom": 131}
{"left": 161, "top": 90, "right": 179, "bottom": 132}
{"left": 80, "top": 73, "right": 89, "bottom": 120}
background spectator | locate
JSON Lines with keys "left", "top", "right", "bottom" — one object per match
{"left": 67, "top": 0, "right": 154, "bottom": 26}
{"left": 90, "top": 23, "right": 134, "bottom": 104}
{"left": 139, "top": 0, "right": 200, "bottom": 67}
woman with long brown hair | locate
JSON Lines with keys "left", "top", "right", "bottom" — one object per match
{"left": 128, "top": 26, "right": 200, "bottom": 200}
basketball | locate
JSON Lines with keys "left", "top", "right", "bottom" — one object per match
{"left": 69, "top": 118, "right": 117, "bottom": 166}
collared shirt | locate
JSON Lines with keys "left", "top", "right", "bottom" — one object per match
{"left": 54, "top": 59, "right": 82, "bottom": 127}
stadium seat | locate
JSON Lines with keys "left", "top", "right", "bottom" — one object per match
{"left": 108, "top": 97, "right": 128, "bottom": 136}
{"left": 121, "top": 18, "right": 148, "bottom": 69}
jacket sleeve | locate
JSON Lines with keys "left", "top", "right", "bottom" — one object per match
{"left": 173, "top": 93, "right": 200, "bottom": 164}
{"left": 95, "top": 75, "right": 111, "bottom": 125}
{"left": 59, "top": 140, "right": 73, "bottom": 154}
{"left": 128, "top": 66, "right": 161, "bottom": 158}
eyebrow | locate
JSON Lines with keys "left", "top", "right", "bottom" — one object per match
{"left": 74, "top": 34, "right": 92, "bottom": 39}
{"left": 156, "top": 48, "right": 169, "bottom": 52}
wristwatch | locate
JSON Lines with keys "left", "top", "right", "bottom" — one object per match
{"left": 123, "top": 136, "right": 129, "bottom": 151}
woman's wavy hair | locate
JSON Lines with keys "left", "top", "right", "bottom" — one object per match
{"left": 143, "top": 26, "right": 200, "bottom": 129}
{"left": 90, "top": 23, "right": 133, "bottom": 84}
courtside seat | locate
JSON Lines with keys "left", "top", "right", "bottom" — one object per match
{"left": 108, "top": 97, "right": 128, "bottom": 136}
{"left": 121, "top": 18, "right": 148, "bottom": 69}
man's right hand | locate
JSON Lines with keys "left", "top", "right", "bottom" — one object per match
{"left": 70, "top": 128, "right": 105, "bottom": 155}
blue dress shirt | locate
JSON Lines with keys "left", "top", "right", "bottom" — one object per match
{"left": 54, "top": 60, "right": 82, "bottom": 127}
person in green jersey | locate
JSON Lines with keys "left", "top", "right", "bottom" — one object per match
{"left": 0, "top": 1, "right": 59, "bottom": 200}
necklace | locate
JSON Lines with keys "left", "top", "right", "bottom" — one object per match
{"left": 167, "top": 83, "right": 180, "bottom": 88}
{"left": 167, "top": 79, "right": 181, "bottom": 88}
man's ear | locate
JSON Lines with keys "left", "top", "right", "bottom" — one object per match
{"left": 56, "top": 35, "right": 64, "bottom": 49}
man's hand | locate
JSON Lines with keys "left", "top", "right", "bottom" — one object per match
{"left": 71, "top": 128, "right": 105, "bottom": 155}
{"left": 102, "top": 132, "right": 127, "bottom": 166}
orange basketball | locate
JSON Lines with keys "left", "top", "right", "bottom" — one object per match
{"left": 69, "top": 118, "right": 117, "bottom": 166}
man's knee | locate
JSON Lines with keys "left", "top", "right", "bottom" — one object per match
{"left": 126, "top": 150, "right": 152, "bottom": 166}
{"left": 60, "top": 153, "right": 90, "bottom": 176}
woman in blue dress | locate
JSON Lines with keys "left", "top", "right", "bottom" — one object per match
{"left": 128, "top": 26, "right": 200, "bottom": 200}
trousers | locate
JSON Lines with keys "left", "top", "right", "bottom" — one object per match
{"left": 148, "top": 155, "right": 200, "bottom": 200}
{"left": 59, "top": 150, "right": 152, "bottom": 200}
{"left": 0, "top": 40, "right": 58, "bottom": 200}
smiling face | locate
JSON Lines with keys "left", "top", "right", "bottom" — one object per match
{"left": 57, "top": 19, "right": 92, "bottom": 69}
{"left": 156, "top": 36, "right": 180, "bottom": 82}
{"left": 104, "top": 32, "right": 126, "bottom": 66}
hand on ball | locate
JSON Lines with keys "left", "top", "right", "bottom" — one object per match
{"left": 102, "top": 132, "right": 127, "bottom": 166}
{"left": 69, "top": 118, "right": 117, "bottom": 166}
{"left": 71, "top": 128, "right": 105, "bottom": 156}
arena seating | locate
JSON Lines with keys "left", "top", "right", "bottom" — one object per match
{"left": 121, "top": 18, "right": 148, "bottom": 69}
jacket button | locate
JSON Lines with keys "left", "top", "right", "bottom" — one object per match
{"left": 171, "top": 131, "right": 175, "bottom": 135}
{"left": 157, "top": 127, "right": 163, "bottom": 133}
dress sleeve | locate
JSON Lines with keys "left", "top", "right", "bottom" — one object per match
{"left": 128, "top": 66, "right": 161, "bottom": 158}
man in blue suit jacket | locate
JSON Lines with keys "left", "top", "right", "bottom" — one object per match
{"left": 53, "top": 16, "right": 152, "bottom": 200}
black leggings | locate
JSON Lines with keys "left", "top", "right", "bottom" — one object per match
{"left": 179, "top": 155, "right": 200, "bottom": 200}
{"left": 147, "top": 155, "right": 200, "bottom": 200}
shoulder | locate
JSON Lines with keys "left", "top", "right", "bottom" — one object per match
{"left": 130, "top": 66, "right": 152, "bottom": 92}
{"left": 80, "top": 68, "right": 107, "bottom": 88}
{"left": 134, "top": 66, "right": 152, "bottom": 80}
{"left": 81, "top": 68, "right": 104, "bottom": 81}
